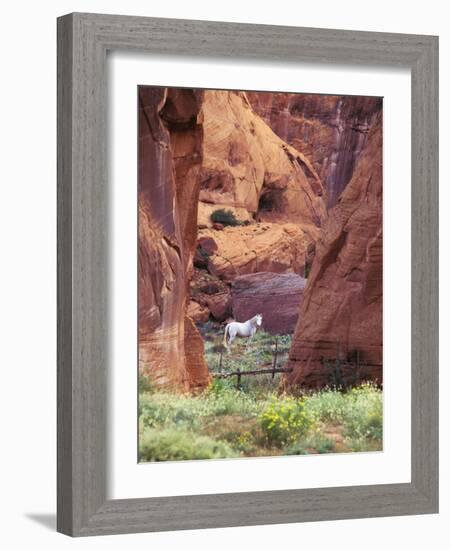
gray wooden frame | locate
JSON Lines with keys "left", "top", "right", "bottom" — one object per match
{"left": 57, "top": 12, "right": 439, "bottom": 537}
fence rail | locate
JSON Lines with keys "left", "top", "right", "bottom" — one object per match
{"left": 212, "top": 366, "right": 293, "bottom": 389}
{"left": 210, "top": 338, "right": 380, "bottom": 389}
{"left": 213, "top": 366, "right": 293, "bottom": 378}
{"left": 212, "top": 335, "right": 290, "bottom": 388}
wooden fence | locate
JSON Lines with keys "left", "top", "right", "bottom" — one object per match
{"left": 213, "top": 366, "right": 293, "bottom": 389}
{"left": 211, "top": 337, "right": 292, "bottom": 389}
{"left": 211, "top": 339, "right": 379, "bottom": 390}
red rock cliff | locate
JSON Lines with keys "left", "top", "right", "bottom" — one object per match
{"left": 139, "top": 87, "right": 210, "bottom": 391}
{"left": 247, "top": 92, "right": 382, "bottom": 207}
{"left": 198, "top": 90, "right": 327, "bottom": 228}
{"left": 285, "top": 113, "right": 383, "bottom": 389}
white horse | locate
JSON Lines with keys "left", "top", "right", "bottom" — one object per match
{"left": 223, "top": 314, "right": 263, "bottom": 351}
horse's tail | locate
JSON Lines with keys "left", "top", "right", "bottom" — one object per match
{"left": 223, "top": 324, "right": 229, "bottom": 348}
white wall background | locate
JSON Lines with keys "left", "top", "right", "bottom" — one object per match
{"left": 0, "top": 1, "right": 446, "bottom": 548}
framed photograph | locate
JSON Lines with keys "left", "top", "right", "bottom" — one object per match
{"left": 57, "top": 13, "right": 438, "bottom": 536}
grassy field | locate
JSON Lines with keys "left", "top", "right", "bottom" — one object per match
{"left": 139, "top": 329, "right": 383, "bottom": 462}
{"left": 199, "top": 324, "right": 291, "bottom": 392}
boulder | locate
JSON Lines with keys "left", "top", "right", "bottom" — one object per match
{"left": 187, "top": 301, "right": 210, "bottom": 323}
{"left": 232, "top": 272, "right": 307, "bottom": 335}
{"left": 285, "top": 113, "right": 383, "bottom": 389}
{"left": 188, "top": 268, "right": 232, "bottom": 323}
{"left": 193, "top": 247, "right": 208, "bottom": 269}
{"left": 197, "top": 235, "right": 218, "bottom": 256}
{"left": 204, "top": 292, "right": 232, "bottom": 322}
{"left": 200, "top": 223, "right": 318, "bottom": 282}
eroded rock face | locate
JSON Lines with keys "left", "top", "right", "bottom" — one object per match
{"left": 188, "top": 268, "right": 232, "bottom": 323}
{"left": 198, "top": 91, "right": 327, "bottom": 227}
{"left": 184, "top": 316, "right": 211, "bottom": 390}
{"left": 232, "top": 272, "right": 307, "bottom": 335}
{"left": 285, "top": 113, "right": 383, "bottom": 388}
{"left": 247, "top": 92, "right": 382, "bottom": 207}
{"left": 139, "top": 87, "right": 210, "bottom": 391}
{"left": 187, "top": 301, "right": 210, "bottom": 324}
{"left": 198, "top": 223, "right": 318, "bottom": 282}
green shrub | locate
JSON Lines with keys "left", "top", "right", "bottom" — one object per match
{"left": 286, "top": 433, "right": 336, "bottom": 455}
{"left": 304, "top": 383, "right": 383, "bottom": 447}
{"left": 305, "top": 388, "right": 348, "bottom": 424}
{"left": 139, "top": 385, "right": 263, "bottom": 433}
{"left": 204, "top": 383, "right": 262, "bottom": 417}
{"left": 139, "top": 392, "right": 203, "bottom": 430}
{"left": 139, "top": 373, "right": 155, "bottom": 394}
{"left": 304, "top": 261, "right": 313, "bottom": 278}
{"left": 210, "top": 208, "right": 240, "bottom": 226}
{"left": 138, "top": 373, "right": 382, "bottom": 459}
{"left": 207, "top": 377, "right": 236, "bottom": 396}
{"left": 232, "top": 431, "right": 257, "bottom": 454}
{"left": 259, "top": 396, "right": 314, "bottom": 447}
{"left": 139, "top": 428, "right": 238, "bottom": 461}
{"left": 341, "top": 384, "right": 383, "bottom": 441}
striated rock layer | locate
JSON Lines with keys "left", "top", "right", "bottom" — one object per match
{"left": 232, "top": 272, "right": 307, "bottom": 335}
{"left": 247, "top": 92, "right": 382, "bottom": 207}
{"left": 285, "top": 113, "right": 383, "bottom": 389}
{"left": 198, "top": 91, "right": 327, "bottom": 227}
{"left": 139, "top": 87, "right": 210, "bottom": 391}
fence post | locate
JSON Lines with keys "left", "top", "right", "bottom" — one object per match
{"left": 236, "top": 368, "right": 241, "bottom": 390}
{"left": 272, "top": 338, "right": 278, "bottom": 379}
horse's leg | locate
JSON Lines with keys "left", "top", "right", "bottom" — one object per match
{"left": 228, "top": 335, "right": 235, "bottom": 352}
{"left": 227, "top": 328, "right": 235, "bottom": 353}
{"left": 246, "top": 331, "right": 254, "bottom": 349}
{"left": 223, "top": 324, "right": 229, "bottom": 350}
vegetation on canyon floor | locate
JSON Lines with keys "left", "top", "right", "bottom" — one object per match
{"left": 200, "top": 325, "right": 292, "bottom": 391}
{"left": 139, "top": 329, "right": 383, "bottom": 462}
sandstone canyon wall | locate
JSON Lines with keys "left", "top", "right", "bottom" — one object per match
{"left": 139, "top": 87, "right": 210, "bottom": 391}
{"left": 198, "top": 91, "right": 327, "bottom": 228}
{"left": 285, "top": 112, "right": 383, "bottom": 389}
{"left": 247, "top": 92, "right": 382, "bottom": 207}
